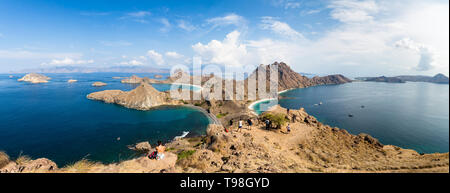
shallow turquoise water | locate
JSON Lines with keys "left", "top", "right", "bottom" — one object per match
{"left": 253, "top": 82, "right": 449, "bottom": 154}
{"left": 0, "top": 73, "right": 209, "bottom": 166}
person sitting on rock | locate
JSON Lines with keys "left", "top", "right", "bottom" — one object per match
{"left": 156, "top": 140, "right": 166, "bottom": 160}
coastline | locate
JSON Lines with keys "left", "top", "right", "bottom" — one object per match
{"left": 247, "top": 88, "right": 297, "bottom": 115}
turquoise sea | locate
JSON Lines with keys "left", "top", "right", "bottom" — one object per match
{"left": 0, "top": 73, "right": 209, "bottom": 166}
{"left": 253, "top": 81, "right": 449, "bottom": 154}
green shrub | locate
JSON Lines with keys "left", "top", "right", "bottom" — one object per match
{"left": 177, "top": 150, "right": 196, "bottom": 161}
{"left": 216, "top": 112, "right": 228, "bottom": 118}
{"left": 261, "top": 113, "right": 288, "bottom": 129}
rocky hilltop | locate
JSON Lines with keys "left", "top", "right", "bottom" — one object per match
{"left": 17, "top": 73, "right": 51, "bottom": 84}
{"left": 121, "top": 75, "right": 150, "bottom": 84}
{"left": 87, "top": 82, "right": 179, "bottom": 110}
{"left": 247, "top": 62, "right": 352, "bottom": 91}
{"left": 1, "top": 105, "right": 447, "bottom": 173}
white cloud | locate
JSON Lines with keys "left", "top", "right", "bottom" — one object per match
{"left": 120, "top": 11, "right": 151, "bottom": 23}
{"left": 395, "top": 38, "right": 436, "bottom": 71}
{"left": 284, "top": 2, "right": 301, "bottom": 9}
{"left": 119, "top": 59, "right": 144, "bottom": 66}
{"left": 42, "top": 57, "right": 94, "bottom": 66}
{"left": 260, "top": 17, "right": 305, "bottom": 40}
{"left": 206, "top": 13, "right": 247, "bottom": 29}
{"left": 328, "top": 0, "right": 379, "bottom": 23}
{"left": 165, "top": 51, "right": 184, "bottom": 59}
{"left": 192, "top": 30, "right": 248, "bottom": 67}
{"left": 147, "top": 50, "right": 165, "bottom": 65}
{"left": 127, "top": 11, "right": 151, "bottom": 18}
{"left": 159, "top": 18, "right": 171, "bottom": 32}
{"left": 188, "top": 0, "right": 448, "bottom": 76}
{"left": 178, "top": 20, "right": 196, "bottom": 31}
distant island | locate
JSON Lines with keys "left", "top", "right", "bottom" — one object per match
{"left": 356, "top": 73, "right": 449, "bottom": 84}
{"left": 10, "top": 66, "right": 169, "bottom": 74}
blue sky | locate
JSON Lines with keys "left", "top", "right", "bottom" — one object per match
{"left": 0, "top": 0, "right": 448, "bottom": 76}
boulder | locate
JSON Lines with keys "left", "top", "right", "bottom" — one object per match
{"left": 129, "top": 141, "right": 152, "bottom": 152}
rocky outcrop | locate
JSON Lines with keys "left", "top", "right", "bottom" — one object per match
{"left": 128, "top": 141, "right": 152, "bottom": 153}
{"left": 247, "top": 62, "right": 352, "bottom": 91}
{"left": 87, "top": 82, "right": 179, "bottom": 110}
{"left": 68, "top": 79, "right": 77, "bottom": 83}
{"left": 92, "top": 82, "right": 107, "bottom": 87}
{"left": 17, "top": 73, "right": 51, "bottom": 84}
{"left": 0, "top": 158, "right": 57, "bottom": 173}
{"left": 121, "top": 75, "right": 150, "bottom": 84}
{"left": 309, "top": 74, "right": 352, "bottom": 85}
{"left": 154, "top": 75, "right": 163, "bottom": 79}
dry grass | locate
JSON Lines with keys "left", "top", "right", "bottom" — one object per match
{"left": 0, "top": 151, "right": 10, "bottom": 168}
{"left": 62, "top": 159, "right": 102, "bottom": 173}
{"left": 15, "top": 155, "right": 32, "bottom": 165}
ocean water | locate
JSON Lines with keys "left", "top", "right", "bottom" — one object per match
{"left": 254, "top": 81, "right": 449, "bottom": 154}
{"left": 0, "top": 73, "right": 209, "bottom": 166}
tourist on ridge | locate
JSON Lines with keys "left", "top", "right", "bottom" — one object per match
{"left": 265, "top": 119, "right": 271, "bottom": 130}
{"left": 156, "top": 140, "right": 166, "bottom": 160}
{"left": 238, "top": 120, "right": 243, "bottom": 132}
{"left": 247, "top": 119, "right": 253, "bottom": 130}
{"left": 287, "top": 124, "right": 291, "bottom": 133}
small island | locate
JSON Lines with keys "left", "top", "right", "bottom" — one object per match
{"left": 17, "top": 73, "right": 51, "bottom": 84}
{"left": 67, "top": 79, "right": 77, "bottom": 83}
{"left": 121, "top": 75, "right": 148, "bottom": 84}
{"left": 92, "top": 82, "right": 107, "bottom": 87}
{"left": 87, "top": 82, "right": 179, "bottom": 110}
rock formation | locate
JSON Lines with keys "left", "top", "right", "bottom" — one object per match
{"left": 0, "top": 158, "right": 58, "bottom": 173}
{"left": 247, "top": 62, "right": 352, "bottom": 91}
{"left": 17, "top": 73, "right": 51, "bottom": 84}
{"left": 92, "top": 82, "right": 107, "bottom": 87}
{"left": 154, "top": 74, "right": 163, "bottom": 79}
{"left": 121, "top": 75, "right": 150, "bottom": 84}
{"left": 128, "top": 141, "right": 152, "bottom": 153}
{"left": 87, "top": 82, "right": 179, "bottom": 110}
{"left": 68, "top": 79, "right": 77, "bottom": 83}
